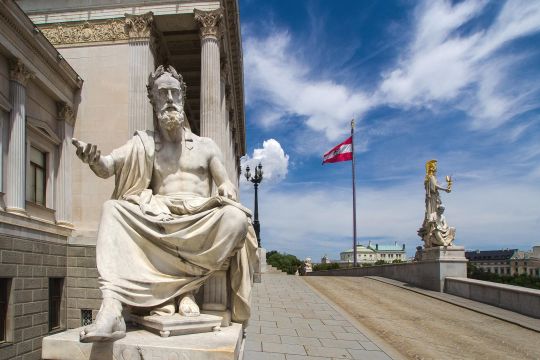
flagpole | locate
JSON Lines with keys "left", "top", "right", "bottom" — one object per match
{"left": 351, "top": 119, "right": 357, "bottom": 267}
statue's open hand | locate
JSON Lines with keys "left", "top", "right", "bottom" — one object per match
{"left": 218, "top": 182, "right": 238, "bottom": 201}
{"left": 72, "top": 138, "right": 101, "bottom": 165}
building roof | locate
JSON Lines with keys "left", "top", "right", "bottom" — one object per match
{"left": 367, "top": 244, "right": 405, "bottom": 252}
{"left": 341, "top": 243, "right": 406, "bottom": 254}
{"left": 340, "top": 245, "right": 375, "bottom": 254}
{"left": 465, "top": 249, "right": 517, "bottom": 261}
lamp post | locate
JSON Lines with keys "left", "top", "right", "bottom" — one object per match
{"left": 244, "top": 163, "right": 263, "bottom": 248}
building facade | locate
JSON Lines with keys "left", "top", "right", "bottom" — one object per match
{"left": 0, "top": 1, "right": 82, "bottom": 358}
{"left": 340, "top": 242, "right": 407, "bottom": 265}
{"left": 1, "top": 0, "right": 246, "bottom": 358}
{"left": 466, "top": 246, "right": 540, "bottom": 277}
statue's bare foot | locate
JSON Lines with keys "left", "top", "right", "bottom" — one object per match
{"left": 80, "top": 298, "right": 126, "bottom": 343}
{"left": 178, "top": 293, "right": 200, "bottom": 317}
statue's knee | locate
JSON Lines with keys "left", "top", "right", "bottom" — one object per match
{"left": 222, "top": 206, "right": 248, "bottom": 233}
{"left": 101, "top": 199, "right": 120, "bottom": 215}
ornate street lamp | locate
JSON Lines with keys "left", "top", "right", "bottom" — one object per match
{"left": 244, "top": 163, "right": 263, "bottom": 248}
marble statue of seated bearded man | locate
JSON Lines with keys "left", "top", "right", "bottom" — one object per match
{"left": 72, "top": 65, "right": 258, "bottom": 342}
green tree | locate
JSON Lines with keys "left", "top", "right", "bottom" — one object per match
{"left": 313, "top": 263, "right": 340, "bottom": 271}
{"left": 266, "top": 251, "right": 302, "bottom": 275}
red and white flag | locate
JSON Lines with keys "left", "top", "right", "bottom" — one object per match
{"left": 322, "top": 136, "right": 353, "bottom": 164}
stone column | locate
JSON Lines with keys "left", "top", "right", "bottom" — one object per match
{"left": 220, "top": 69, "right": 232, "bottom": 180}
{"left": 56, "top": 103, "right": 75, "bottom": 227}
{"left": 6, "top": 59, "right": 34, "bottom": 215}
{"left": 194, "top": 9, "right": 223, "bottom": 143}
{"left": 125, "top": 12, "right": 155, "bottom": 136}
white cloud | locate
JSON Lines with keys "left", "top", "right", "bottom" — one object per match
{"left": 244, "top": 31, "right": 373, "bottom": 142}
{"left": 240, "top": 139, "right": 289, "bottom": 183}
{"left": 244, "top": 0, "right": 540, "bottom": 144}
{"left": 378, "top": 0, "right": 540, "bottom": 128}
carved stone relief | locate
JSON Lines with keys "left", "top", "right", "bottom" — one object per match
{"left": 40, "top": 19, "right": 128, "bottom": 45}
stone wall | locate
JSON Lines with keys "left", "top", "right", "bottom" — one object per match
{"left": 66, "top": 244, "right": 100, "bottom": 329}
{"left": 308, "top": 260, "right": 467, "bottom": 292}
{"left": 445, "top": 277, "right": 540, "bottom": 319}
{"left": 0, "top": 235, "right": 67, "bottom": 360}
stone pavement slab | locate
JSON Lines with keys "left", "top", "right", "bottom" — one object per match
{"left": 244, "top": 274, "right": 396, "bottom": 360}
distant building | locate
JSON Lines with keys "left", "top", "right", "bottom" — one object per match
{"left": 511, "top": 246, "right": 540, "bottom": 277}
{"left": 465, "top": 249, "right": 516, "bottom": 275}
{"left": 340, "top": 241, "right": 407, "bottom": 264}
{"left": 321, "top": 255, "right": 331, "bottom": 264}
{"left": 465, "top": 246, "right": 540, "bottom": 277}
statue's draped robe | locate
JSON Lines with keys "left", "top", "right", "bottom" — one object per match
{"left": 96, "top": 131, "right": 258, "bottom": 323}
{"left": 424, "top": 175, "right": 441, "bottom": 222}
{"left": 433, "top": 214, "right": 455, "bottom": 246}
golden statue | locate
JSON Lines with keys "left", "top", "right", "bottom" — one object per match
{"left": 418, "top": 160, "right": 455, "bottom": 247}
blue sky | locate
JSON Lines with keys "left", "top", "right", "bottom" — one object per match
{"left": 237, "top": 0, "right": 540, "bottom": 261}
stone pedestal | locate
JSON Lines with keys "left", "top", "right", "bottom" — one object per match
{"left": 129, "top": 313, "right": 222, "bottom": 338}
{"left": 42, "top": 324, "right": 243, "bottom": 360}
{"left": 419, "top": 245, "right": 467, "bottom": 292}
{"left": 420, "top": 245, "right": 466, "bottom": 262}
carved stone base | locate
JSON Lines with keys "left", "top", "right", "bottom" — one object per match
{"left": 421, "top": 245, "right": 466, "bottom": 262}
{"left": 129, "top": 313, "right": 222, "bottom": 337}
{"left": 42, "top": 324, "right": 243, "bottom": 360}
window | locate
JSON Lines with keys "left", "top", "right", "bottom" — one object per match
{"left": 0, "top": 278, "right": 11, "bottom": 343}
{"left": 49, "top": 278, "right": 63, "bottom": 331}
{"left": 81, "top": 309, "right": 93, "bottom": 326}
{"left": 26, "top": 146, "right": 47, "bottom": 206}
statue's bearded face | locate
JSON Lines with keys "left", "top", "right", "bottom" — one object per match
{"left": 152, "top": 74, "right": 185, "bottom": 132}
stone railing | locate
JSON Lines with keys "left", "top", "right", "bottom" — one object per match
{"left": 308, "top": 259, "right": 467, "bottom": 292}
{"left": 445, "top": 277, "right": 540, "bottom": 319}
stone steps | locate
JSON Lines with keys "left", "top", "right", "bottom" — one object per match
{"left": 265, "top": 264, "right": 288, "bottom": 275}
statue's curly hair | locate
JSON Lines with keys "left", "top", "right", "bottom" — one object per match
{"left": 146, "top": 65, "right": 187, "bottom": 104}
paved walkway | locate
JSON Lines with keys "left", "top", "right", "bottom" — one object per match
{"left": 304, "top": 276, "right": 540, "bottom": 360}
{"left": 244, "top": 274, "right": 395, "bottom": 360}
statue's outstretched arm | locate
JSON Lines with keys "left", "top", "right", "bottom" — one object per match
{"left": 431, "top": 177, "right": 451, "bottom": 193}
{"left": 72, "top": 138, "right": 115, "bottom": 179}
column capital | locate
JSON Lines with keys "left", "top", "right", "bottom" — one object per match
{"left": 124, "top": 12, "right": 154, "bottom": 39}
{"left": 57, "top": 102, "right": 75, "bottom": 126}
{"left": 8, "top": 59, "right": 34, "bottom": 86}
{"left": 194, "top": 8, "right": 223, "bottom": 39}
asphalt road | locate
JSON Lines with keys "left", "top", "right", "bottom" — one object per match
{"left": 304, "top": 276, "right": 540, "bottom": 360}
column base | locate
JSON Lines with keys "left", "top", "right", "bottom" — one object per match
{"left": 56, "top": 221, "right": 75, "bottom": 229}
{"left": 6, "top": 207, "right": 28, "bottom": 216}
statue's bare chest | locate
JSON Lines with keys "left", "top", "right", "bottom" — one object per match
{"left": 153, "top": 144, "right": 209, "bottom": 179}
